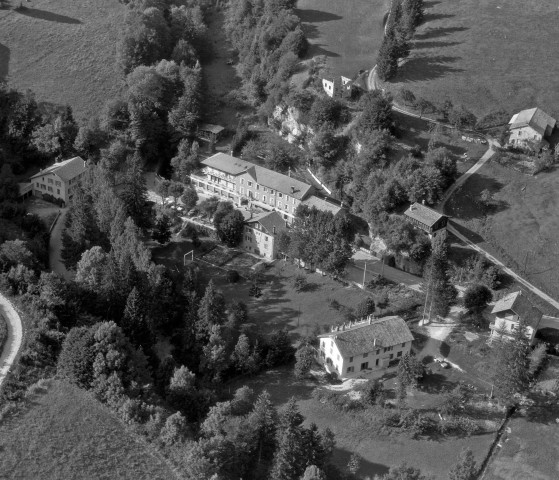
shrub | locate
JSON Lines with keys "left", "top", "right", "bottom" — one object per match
{"left": 227, "top": 270, "right": 240, "bottom": 283}
{"left": 528, "top": 343, "right": 547, "bottom": 376}
{"left": 439, "top": 416, "right": 480, "bottom": 436}
{"left": 294, "top": 345, "right": 315, "bottom": 378}
{"left": 292, "top": 274, "right": 308, "bottom": 292}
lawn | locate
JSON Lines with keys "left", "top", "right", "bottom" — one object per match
{"left": 295, "top": 0, "right": 390, "bottom": 78}
{"left": 386, "top": 0, "right": 559, "bottom": 117}
{"left": 0, "top": 0, "right": 126, "bottom": 121}
{"left": 445, "top": 160, "right": 559, "bottom": 306}
{"left": 0, "top": 379, "right": 178, "bottom": 480}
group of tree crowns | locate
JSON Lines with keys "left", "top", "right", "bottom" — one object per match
{"left": 225, "top": 0, "right": 308, "bottom": 107}
{"left": 377, "top": 0, "right": 425, "bottom": 81}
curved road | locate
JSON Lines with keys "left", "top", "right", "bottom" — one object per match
{"left": 0, "top": 293, "right": 23, "bottom": 389}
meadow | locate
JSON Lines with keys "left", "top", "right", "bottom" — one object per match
{"left": 0, "top": 380, "right": 178, "bottom": 480}
{"left": 388, "top": 0, "right": 559, "bottom": 117}
{"left": 295, "top": 0, "right": 390, "bottom": 78}
{"left": 0, "top": 0, "right": 126, "bottom": 121}
{"left": 445, "top": 161, "right": 559, "bottom": 304}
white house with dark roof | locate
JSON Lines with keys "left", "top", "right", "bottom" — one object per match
{"left": 241, "top": 210, "right": 287, "bottom": 259}
{"left": 508, "top": 108, "right": 556, "bottom": 149}
{"left": 30, "top": 156, "right": 88, "bottom": 205}
{"left": 317, "top": 316, "right": 414, "bottom": 378}
{"left": 190, "top": 153, "right": 342, "bottom": 223}
{"left": 404, "top": 202, "right": 448, "bottom": 240}
{"left": 489, "top": 291, "right": 543, "bottom": 345}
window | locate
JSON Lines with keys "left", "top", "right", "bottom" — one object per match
{"left": 57, "top": 189, "right": 60, "bottom": 195}
{"left": 264, "top": 187, "right": 268, "bottom": 192}
{"left": 35, "top": 183, "right": 39, "bottom": 187}
{"left": 360, "top": 362, "right": 369, "bottom": 371}
{"left": 375, "top": 359, "right": 379, "bottom": 366}
{"left": 48, "top": 178, "right": 53, "bottom": 184}
{"left": 248, "top": 181, "right": 253, "bottom": 187}
{"left": 278, "top": 202, "right": 282, "bottom": 209}
{"left": 349, "top": 356, "right": 353, "bottom": 363}
{"left": 397, "top": 351, "right": 402, "bottom": 357}
{"left": 347, "top": 366, "right": 354, "bottom": 373}
{"left": 401, "top": 342, "right": 406, "bottom": 347}
{"left": 263, "top": 195, "right": 266, "bottom": 202}
{"left": 363, "top": 353, "right": 368, "bottom": 358}
{"left": 389, "top": 354, "right": 394, "bottom": 360}
{"left": 265, "top": 236, "right": 269, "bottom": 242}
{"left": 241, "top": 179, "right": 244, "bottom": 184}
{"left": 256, "top": 184, "right": 260, "bottom": 190}
{"left": 376, "top": 350, "right": 380, "bottom": 355}
{"left": 55, "top": 181, "right": 61, "bottom": 187}
{"left": 270, "top": 189, "right": 275, "bottom": 195}
{"left": 278, "top": 192, "right": 283, "bottom": 198}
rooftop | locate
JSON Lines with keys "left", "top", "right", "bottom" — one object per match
{"left": 202, "top": 153, "right": 314, "bottom": 200}
{"left": 198, "top": 123, "right": 225, "bottom": 134}
{"left": 509, "top": 108, "right": 556, "bottom": 136}
{"left": 30, "top": 156, "right": 87, "bottom": 182}
{"left": 246, "top": 210, "right": 287, "bottom": 235}
{"left": 301, "top": 195, "right": 343, "bottom": 216}
{"left": 318, "top": 316, "right": 414, "bottom": 358}
{"left": 404, "top": 202, "right": 445, "bottom": 227}
{"left": 491, "top": 291, "right": 543, "bottom": 328}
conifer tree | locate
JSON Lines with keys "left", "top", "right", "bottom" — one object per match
{"left": 448, "top": 448, "right": 477, "bottom": 480}
{"left": 424, "top": 247, "right": 457, "bottom": 319}
{"left": 122, "top": 286, "right": 153, "bottom": 348}
{"left": 247, "top": 391, "right": 279, "bottom": 478}
{"left": 376, "top": 37, "right": 399, "bottom": 81}
{"left": 120, "top": 154, "right": 149, "bottom": 228}
{"left": 197, "top": 280, "right": 226, "bottom": 340}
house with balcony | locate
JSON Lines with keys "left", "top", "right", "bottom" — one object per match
{"left": 241, "top": 210, "right": 286, "bottom": 259}
{"left": 317, "top": 316, "right": 414, "bottom": 378}
{"left": 508, "top": 108, "right": 556, "bottom": 150}
{"left": 190, "top": 153, "right": 342, "bottom": 223}
{"left": 404, "top": 202, "right": 448, "bottom": 241}
{"left": 30, "top": 156, "right": 88, "bottom": 205}
{"left": 489, "top": 291, "right": 542, "bottom": 345}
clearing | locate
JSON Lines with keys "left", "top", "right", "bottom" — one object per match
{"left": 445, "top": 160, "right": 559, "bottom": 303}
{"left": 0, "top": 0, "right": 126, "bottom": 121}
{"left": 0, "top": 379, "right": 178, "bottom": 480}
{"left": 295, "top": 0, "right": 390, "bottom": 78}
{"left": 387, "top": 0, "right": 559, "bottom": 117}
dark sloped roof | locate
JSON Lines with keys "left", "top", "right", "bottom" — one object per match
{"left": 247, "top": 210, "right": 287, "bottom": 235}
{"left": 199, "top": 123, "right": 225, "bottom": 134}
{"left": 301, "top": 195, "right": 342, "bottom": 215}
{"left": 404, "top": 202, "right": 445, "bottom": 227}
{"left": 318, "top": 316, "right": 414, "bottom": 358}
{"left": 31, "top": 156, "right": 86, "bottom": 182}
{"left": 491, "top": 291, "right": 543, "bottom": 328}
{"left": 508, "top": 108, "right": 556, "bottom": 136}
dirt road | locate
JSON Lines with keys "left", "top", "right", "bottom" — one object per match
{"left": 0, "top": 293, "right": 23, "bottom": 389}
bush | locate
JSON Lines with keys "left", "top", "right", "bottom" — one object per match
{"left": 439, "top": 416, "right": 480, "bottom": 436}
{"left": 227, "top": 270, "right": 240, "bottom": 283}
{"left": 292, "top": 274, "right": 308, "bottom": 292}
{"left": 311, "top": 388, "right": 364, "bottom": 411}
{"left": 528, "top": 343, "right": 547, "bottom": 376}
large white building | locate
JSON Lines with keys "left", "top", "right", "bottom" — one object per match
{"left": 30, "top": 156, "right": 88, "bottom": 205}
{"left": 317, "top": 316, "right": 414, "bottom": 378}
{"left": 240, "top": 210, "right": 287, "bottom": 259}
{"left": 190, "top": 153, "right": 342, "bottom": 223}
{"left": 508, "top": 108, "right": 556, "bottom": 149}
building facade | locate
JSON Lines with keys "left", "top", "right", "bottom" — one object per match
{"left": 508, "top": 108, "right": 556, "bottom": 148}
{"left": 30, "top": 156, "right": 87, "bottom": 205}
{"left": 317, "top": 316, "right": 414, "bottom": 378}
{"left": 240, "top": 211, "right": 286, "bottom": 259}
{"left": 190, "top": 153, "right": 341, "bottom": 223}
{"left": 489, "top": 291, "right": 542, "bottom": 345}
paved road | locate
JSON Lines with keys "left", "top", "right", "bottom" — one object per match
{"left": 48, "top": 209, "right": 73, "bottom": 281}
{"left": 0, "top": 293, "right": 23, "bottom": 389}
{"left": 448, "top": 223, "right": 559, "bottom": 312}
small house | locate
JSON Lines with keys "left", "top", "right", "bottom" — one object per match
{"left": 197, "top": 123, "right": 225, "bottom": 144}
{"left": 489, "top": 291, "right": 542, "bottom": 344}
{"left": 404, "top": 202, "right": 448, "bottom": 240}
{"left": 317, "top": 316, "right": 414, "bottom": 378}
{"left": 30, "top": 156, "right": 88, "bottom": 205}
{"left": 508, "top": 108, "right": 556, "bottom": 149}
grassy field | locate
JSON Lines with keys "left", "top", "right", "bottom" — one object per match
{"left": 445, "top": 160, "right": 559, "bottom": 304}
{"left": 0, "top": 0, "right": 126, "bottom": 121}
{"left": 0, "top": 379, "right": 177, "bottom": 480}
{"left": 387, "top": 0, "right": 559, "bottom": 117}
{"left": 296, "top": 0, "right": 390, "bottom": 78}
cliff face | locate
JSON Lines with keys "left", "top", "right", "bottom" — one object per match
{"left": 271, "top": 105, "right": 314, "bottom": 145}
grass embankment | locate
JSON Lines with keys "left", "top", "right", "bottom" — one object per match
{"left": 295, "top": 0, "right": 390, "bottom": 77}
{"left": 445, "top": 160, "right": 559, "bottom": 306}
{"left": 387, "top": 0, "right": 559, "bottom": 117}
{"left": 0, "top": 313, "right": 7, "bottom": 357}
{"left": 0, "top": 0, "right": 126, "bottom": 120}
{"left": 0, "top": 379, "right": 177, "bottom": 480}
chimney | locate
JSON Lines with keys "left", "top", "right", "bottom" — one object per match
{"left": 422, "top": 199, "right": 426, "bottom": 205}
{"left": 291, "top": 186, "right": 295, "bottom": 194}
{"left": 410, "top": 204, "right": 415, "bottom": 211}
{"left": 273, "top": 226, "right": 277, "bottom": 235}
{"left": 373, "top": 338, "right": 376, "bottom": 346}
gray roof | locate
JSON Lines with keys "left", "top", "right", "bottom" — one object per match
{"left": 31, "top": 156, "right": 87, "bottom": 182}
{"left": 301, "top": 195, "right": 343, "bottom": 215}
{"left": 199, "top": 123, "right": 225, "bottom": 134}
{"left": 247, "top": 210, "right": 287, "bottom": 235}
{"left": 319, "top": 316, "right": 414, "bottom": 358}
{"left": 202, "top": 153, "right": 314, "bottom": 200}
{"left": 491, "top": 291, "right": 543, "bottom": 328}
{"left": 508, "top": 108, "right": 556, "bottom": 136}
{"left": 404, "top": 202, "right": 445, "bottom": 227}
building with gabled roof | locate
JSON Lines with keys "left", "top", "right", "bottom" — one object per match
{"left": 508, "top": 107, "right": 556, "bottom": 149}
{"left": 317, "top": 316, "right": 414, "bottom": 377}
{"left": 489, "top": 291, "right": 543, "bottom": 344}
{"left": 404, "top": 202, "right": 448, "bottom": 240}
{"left": 190, "top": 153, "right": 343, "bottom": 223}
{"left": 241, "top": 210, "right": 287, "bottom": 259}
{"left": 30, "top": 156, "right": 87, "bottom": 205}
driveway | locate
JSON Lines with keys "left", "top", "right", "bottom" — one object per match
{"left": 0, "top": 293, "right": 23, "bottom": 389}
{"left": 48, "top": 209, "right": 73, "bottom": 281}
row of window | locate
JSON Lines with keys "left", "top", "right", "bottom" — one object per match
{"left": 239, "top": 179, "right": 296, "bottom": 203}
{"left": 346, "top": 352, "right": 403, "bottom": 374}
{"left": 35, "top": 183, "right": 61, "bottom": 195}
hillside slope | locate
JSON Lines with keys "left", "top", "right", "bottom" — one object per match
{"left": 0, "top": 0, "right": 126, "bottom": 120}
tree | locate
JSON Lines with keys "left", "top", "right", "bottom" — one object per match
{"left": 424, "top": 249, "right": 457, "bottom": 318}
{"left": 152, "top": 214, "right": 172, "bottom": 244}
{"left": 160, "top": 411, "right": 190, "bottom": 445}
{"left": 167, "top": 365, "right": 197, "bottom": 410}
{"left": 157, "top": 179, "right": 171, "bottom": 204}
{"left": 448, "top": 448, "right": 477, "bottom": 480}
{"left": 376, "top": 36, "right": 399, "bottom": 81}
{"left": 201, "top": 324, "right": 229, "bottom": 381}
{"left": 231, "top": 333, "right": 252, "bottom": 373}
{"left": 197, "top": 280, "right": 226, "bottom": 339}
{"left": 0, "top": 239, "right": 35, "bottom": 271}
{"left": 400, "top": 88, "right": 416, "bottom": 106}
{"left": 463, "top": 284, "right": 492, "bottom": 314}
{"left": 122, "top": 287, "right": 153, "bottom": 348}
{"left": 57, "top": 326, "right": 96, "bottom": 389}
{"left": 397, "top": 353, "right": 424, "bottom": 390}
{"left": 415, "top": 97, "right": 435, "bottom": 119}
{"left": 492, "top": 321, "right": 531, "bottom": 402}
{"left": 300, "top": 465, "right": 326, "bottom": 480}
{"left": 354, "top": 297, "right": 375, "bottom": 319}
{"left": 247, "top": 391, "right": 278, "bottom": 477}
{"left": 448, "top": 105, "right": 477, "bottom": 129}
{"left": 181, "top": 186, "right": 198, "bottom": 211}
{"left": 357, "top": 91, "right": 393, "bottom": 134}
{"left": 309, "top": 96, "right": 345, "bottom": 129}
{"left": 120, "top": 155, "right": 149, "bottom": 228}
{"left": 381, "top": 462, "right": 426, "bottom": 480}
{"left": 213, "top": 202, "right": 245, "bottom": 247}
{"left": 294, "top": 345, "right": 315, "bottom": 378}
